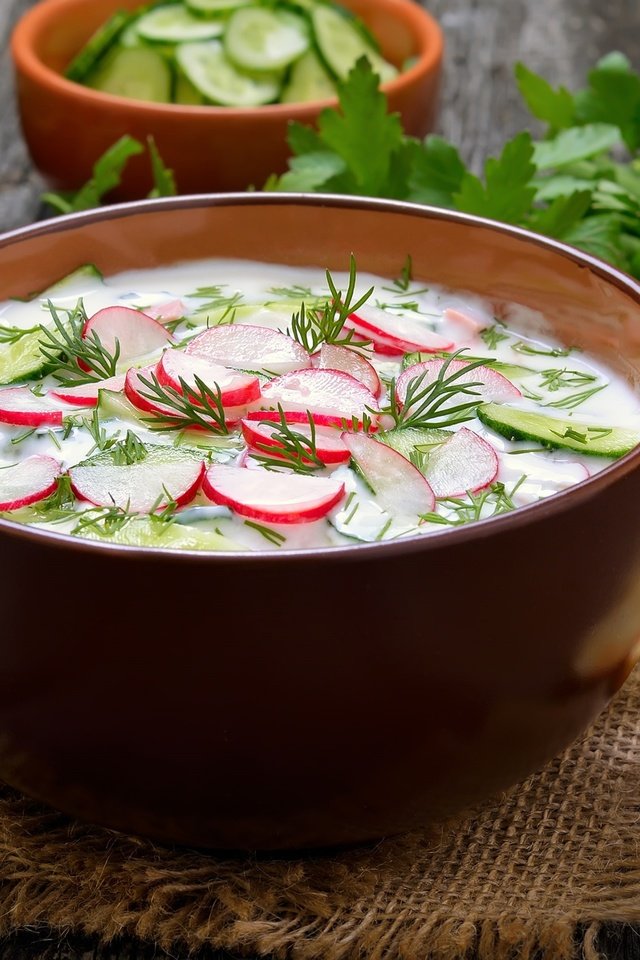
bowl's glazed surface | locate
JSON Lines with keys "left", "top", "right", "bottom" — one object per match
{"left": 11, "top": 0, "right": 443, "bottom": 198}
{"left": 1, "top": 195, "right": 640, "bottom": 851}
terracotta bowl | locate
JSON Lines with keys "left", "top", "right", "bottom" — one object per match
{"left": 1, "top": 194, "right": 640, "bottom": 852}
{"left": 11, "top": 0, "right": 443, "bottom": 199}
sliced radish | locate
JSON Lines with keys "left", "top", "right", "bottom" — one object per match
{"left": 125, "top": 367, "right": 245, "bottom": 427}
{"left": 396, "top": 358, "right": 521, "bottom": 410}
{"left": 0, "top": 387, "right": 64, "bottom": 427}
{"left": 255, "top": 368, "right": 379, "bottom": 429}
{"left": 315, "top": 343, "right": 381, "bottom": 397}
{"left": 50, "top": 374, "right": 126, "bottom": 407}
{"left": 241, "top": 418, "right": 351, "bottom": 465}
{"left": 157, "top": 349, "right": 260, "bottom": 406}
{"left": 342, "top": 432, "right": 435, "bottom": 516}
{"left": 203, "top": 464, "right": 345, "bottom": 523}
{"left": 186, "top": 324, "right": 310, "bottom": 375}
{"left": 82, "top": 306, "right": 174, "bottom": 368}
{"left": 423, "top": 428, "right": 498, "bottom": 498}
{"left": 69, "top": 447, "right": 204, "bottom": 513}
{"left": 442, "top": 307, "right": 489, "bottom": 337}
{"left": 345, "top": 305, "right": 454, "bottom": 355}
{"left": 144, "top": 299, "right": 186, "bottom": 323}
{"left": 0, "top": 455, "right": 61, "bottom": 510}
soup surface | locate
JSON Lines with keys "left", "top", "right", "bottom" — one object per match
{"left": 0, "top": 257, "right": 638, "bottom": 552}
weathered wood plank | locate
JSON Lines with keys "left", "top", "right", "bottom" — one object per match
{"left": 1, "top": 0, "right": 639, "bottom": 232}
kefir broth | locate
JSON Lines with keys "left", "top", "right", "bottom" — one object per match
{"left": 0, "top": 258, "right": 638, "bottom": 552}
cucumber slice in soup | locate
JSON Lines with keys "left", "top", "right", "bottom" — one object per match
{"left": 174, "top": 72, "right": 207, "bottom": 105}
{"left": 225, "top": 6, "right": 310, "bottom": 72}
{"left": 377, "top": 426, "right": 452, "bottom": 460}
{"left": 281, "top": 49, "right": 337, "bottom": 103}
{"left": 65, "top": 11, "right": 132, "bottom": 82}
{"left": 136, "top": 4, "right": 225, "bottom": 42}
{"left": 74, "top": 516, "right": 242, "bottom": 551}
{"left": 88, "top": 47, "right": 173, "bottom": 103}
{"left": 478, "top": 403, "right": 640, "bottom": 459}
{"left": 186, "top": 0, "right": 252, "bottom": 12}
{"left": 310, "top": 4, "right": 397, "bottom": 83}
{"left": 175, "top": 41, "right": 281, "bottom": 106}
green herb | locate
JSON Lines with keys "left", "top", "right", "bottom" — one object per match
{"left": 39, "top": 300, "right": 120, "bottom": 385}
{"left": 481, "top": 324, "right": 509, "bottom": 349}
{"left": 287, "top": 255, "right": 373, "bottom": 353}
{"left": 33, "top": 475, "right": 76, "bottom": 517}
{"left": 187, "top": 287, "right": 244, "bottom": 314}
{"left": 42, "top": 135, "right": 176, "bottom": 215}
{"left": 0, "top": 324, "right": 41, "bottom": 345}
{"left": 244, "top": 520, "right": 286, "bottom": 546}
{"left": 544, "top": 384, "right": 606, "bottom": 410}
{"left": 420, "top": 476, "right": 527, "bottom": 526}
{"left": 82, "top": 407, "right": 120, "bottom": 456}
{"left": 250, "top": 408, "right": 324, "bottom": 474}
{"left": 381, "top": 350, "right": 488, "bottom": 430}
{"left": 538, "top": 367, "right": 598, "bottom": 391}
{"left": 137, "top": 371, "right": 229, "bottom": 434}
{"left": 550, "top": 425, "right": 613, "bottom": 444}
{"left": 72, "top": 504, "right": 135, "bottom": 536}
{"left": 111, "top": 430, "right": 148, "bottom": 466}
{"left": 10, "top": 428, "right": 37, "bottom": 446}
{"left": 512, "top": 341, "right": 572, "bottom": 358}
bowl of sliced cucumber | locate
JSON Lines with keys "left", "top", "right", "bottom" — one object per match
{"left": 0, "top": 193, "right": 640, "bottom": 851}
{"left": 11, "top": 0, "right": 443, "bottom": 198}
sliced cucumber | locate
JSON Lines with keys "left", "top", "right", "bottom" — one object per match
{"left": 225, "top": 6, "right": 309, "bottom": 72}
{"left": 175, "top": 41, "right": 281, "bottom": 105}
{"left": 478, "top": 403, "right": 640, "bottom": 459}
{"left": 74, "top": 515, "right": 242, "bottom": 551}
{"left": 136, "top": 4, "right": 225, "bottom": 42}
{"left": 281, "top": 49, "right": 337, "bottom": 103}
{"left": 377, "top": 426, "right": 452, "bottom": 460}
{"left": 174, "top": 72, "right": 207, "bottom": 104}
{"left": 46, "top": 264, "right": 104, "bottom": 293}
{"left": 186, "top": 0, "right": 252, "bottom": 12}
{"left": 65, "top": 11, "right": 133, "bottom": 83}
{"left": 88, "top": 47, "right": 173, "bottom": 103}
{"left": 0, "top": 329, "right": 49, "bottom": 386}
{"left": 310, "top": 3, "right": 397, "bottom": 83}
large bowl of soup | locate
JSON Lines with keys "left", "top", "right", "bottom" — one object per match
{"left": 0, "top": 194, "right": 639, "bottom": 851}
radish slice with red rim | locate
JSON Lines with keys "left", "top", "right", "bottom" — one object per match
{"left": 69, "top": 446, "right": 205, "bottom": 513}
{"left": 186, "top": 324, "right": 310, "bottom": 375}
{"left": 341, "top": 432, "right": 435, "bottom": 516}
{"left": 144, "top": 300, "right": 186, "bottom": 323}
{"left": 423, "top": 427, "right": 499, "bottom": 498}
{"left": 241, "top": 418, "right": 351, "bottom": 465}
{"left": 396, "top": 357, "right": 521, "bottom": 410}
{"left": 82, "top": 306, "right": 174, "bottom": 367}
{"left": 50, "top": 374, "right": 126, "bottom": 407}
{"left": 345, "top": 305, "right": 454, "bottom": 355}
{"left": 0, "top": 455, "right": 61, "bottom": 510}
{"left": 315, "top": 343, "right": 381, "bottom": 397}
{"left": 203, "top": 464, "right": 345, "bottom": 523}
{"left": 125, "top": 367, "right": 245, "bottom": 428}
{"left": 255, "top": 368, "right": 379, "bottom": 429}
{"left": 0, "top": 387, "right": 64, "bottom": 427}
{"left": 157, "top": 349, "right": 260, "bottom": 406}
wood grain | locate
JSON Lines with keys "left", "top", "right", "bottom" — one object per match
{"left": 1, "top": 0, "right": 639, "bottom": 231}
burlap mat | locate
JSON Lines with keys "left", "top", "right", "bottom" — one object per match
{"left": 1, "top": 670, "right": 639, "bottom": 960}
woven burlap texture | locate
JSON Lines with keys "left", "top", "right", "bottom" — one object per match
{"left": 1, "top": 669, "right": 639, "bottom": 960}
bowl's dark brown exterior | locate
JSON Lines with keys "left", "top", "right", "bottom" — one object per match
{"left": 1, "top": 195, "right": 640, "bottom": 851}
{"left": 11, "top": 0, "right": 442, "bottom": 198}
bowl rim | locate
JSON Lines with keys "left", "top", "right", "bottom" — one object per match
{"left": 1, "top": 191, "right": 639, "bottom": 563}
{"left": 10, "top": 0, "right": 443, "bottom": 119}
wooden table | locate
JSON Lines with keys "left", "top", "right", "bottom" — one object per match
{"left": 1, "top": 0, "right": 640, "bottom": 957}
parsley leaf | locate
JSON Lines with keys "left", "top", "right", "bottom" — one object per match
{"left": 515, "top": 62, "right": 575, "bottom": 130}
{"left": 454, "top": 132, "right": 537, "bottom": 223}
{"left": 42, "top": 135, "right": 144, "bottom": 214}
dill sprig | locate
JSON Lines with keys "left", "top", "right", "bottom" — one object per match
{"left": 0, "top": 323, "right": 41, "bottom": 345}
{"left": 137, "top": 371, "right": 229, "bottom": 434}
{"left": 287, "top": 255, "right": 374, "bottom": 353}
{"left": 250, "top": 408, "right": 324, "bottom": 474}
{"left": 480, "top": 324, "right": 509, "bottom": 349}
{"left": 244, "top": 519, "right": 287, "bottom": 546}
{"left": 38, "top": 299, "right": 120, "bottom": 385}
{"left": 545, "top": 384, "right": 606, "bottom": 410}
{"left": 111, "top": 430, "right": 148, "bottom": 465}
{"left": 187, "top": 286, "right": 244, "bottom": 314}
{"left": 539, "top": 367, "right": 598, "bottom": 392}
{"left": 72, "top": 503, "right": 134, "bottom": 536}
{"left": 513, "top": 341, "right": 571, "bottom": 358}
{"left": 420, "top": 476, "right": 527, "bottom": 526}
{"left": 382, "top": 350, "right": 488, "bottom": 430}
{"left": 381, "top": 255, "right": 430, "bottom": 297}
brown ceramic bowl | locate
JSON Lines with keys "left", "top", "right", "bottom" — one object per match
{"left": 1, "top": 194, "right": 640, "bottom": 852}
{"left": 11, "top": 0, "right": 443, "bottom": 198}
